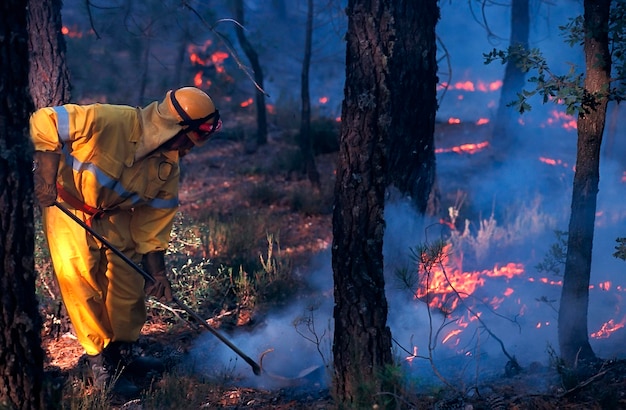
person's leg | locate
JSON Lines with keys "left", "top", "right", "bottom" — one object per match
{"left": 43, "top": 204, "right": 140, "bottom": 396}
{"left": 42, "top": 204, "right": 112, "bottom": 356}
{"left": 97, "top": 211, "right": 164, "bottom": 375}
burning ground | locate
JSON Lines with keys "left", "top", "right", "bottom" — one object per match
{"left": 39, "top": 108, "right": 626, "bottom": 408}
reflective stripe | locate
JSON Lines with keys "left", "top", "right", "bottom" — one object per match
{"left": 60, "top": 147, "right": 178, "bottom": 209}
{"left": 53, "top": 106, "right": 70, "bottom": 142}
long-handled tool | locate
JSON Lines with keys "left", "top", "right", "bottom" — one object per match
{"left": 52, "top": 200, "right": 262, "bottom": 376}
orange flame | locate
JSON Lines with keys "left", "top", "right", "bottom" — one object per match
{"left": 435, "top": 141, "right": 489, "bottom": 155}
{"left": 591, "top": 317, "right": 626, "bottom": 339}
{"left": 414, "top": 244, "right": 525, "bottom": 313}
{"left": 319, "top": 97, "right": 329, "bottom": 104}
{"left": 538, "top": 156, "right": 571, "bottom": 170}
{"left": 438, "top": 80, "right": 503, "bottom": 92}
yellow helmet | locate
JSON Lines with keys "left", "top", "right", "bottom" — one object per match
{"left": 166, "top": 86, "right": 221, "bottom": 145}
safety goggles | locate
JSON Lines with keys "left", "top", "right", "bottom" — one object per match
{"left": 186, "top": 112, "right": 222, "bottom": 146}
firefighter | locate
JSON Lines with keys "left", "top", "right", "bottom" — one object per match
{"left": 30, "top": 86, "right": 221, "bottom": 396}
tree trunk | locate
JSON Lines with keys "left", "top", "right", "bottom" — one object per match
{"left": 385, "top": 0, "right": 439, "bottom": 216}
{"left": 299, "top": 0, "right": 321, "bottom": 190}
{"left": 333, "top": 0, "right": 406, "bottom": 406}
{"left": 558, "top": 0, "right": 611, "bottom": 368}
{"left": 234, "top": 0, "right": 268, "bottom": 147}
{"left": 27, "top": 0, "right": 71, "bottom": 108}
{"left": 0, "top": 1, "right": 45, "bottom": 408}
{"left": 491, "top": 0, "right": 529, "bottom": 162}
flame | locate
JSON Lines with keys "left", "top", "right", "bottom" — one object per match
{"left": 405, "top": 346, "right": 418, "bottom": 364}
{"left": 442, "top": 329, "right": 463, "bottom": 344}
{"left": 591, "top": 317, "right": 626, "bottom": 339}
{"left": 448, "top": 117, "right": 461, "bottom": 124}
{"left": 438, "top": 80, "right": 503, "bottom": 92}
{"left": 240, "top": 98, "right": 254, "bottom": 108}
{"left": 476, "top": 118, "right": 490, "bottom": 125}
{"left": 188, "top": 40, "right": 230, "bottom": 88}
{"left": 414, "top": 244, "right": 525, "bottom": 313}
{"left": 435, "top": 141, "right": 489, "bottom": 155}
{"left": 319, "top": 97, "right": 329, "bottom": 104}
{"left": 538, "top": 156, "right": 572, "bottom": 170}
{"left": 541, "top": 110, "right": 577, "bottom": 130}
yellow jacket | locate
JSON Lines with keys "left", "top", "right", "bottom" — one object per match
{"left": 30, "top": 102, "right": 184, "bottom": 254}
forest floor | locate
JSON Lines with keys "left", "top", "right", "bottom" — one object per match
{"left": 40, "top": 120, "right": 626, "bottom": 409}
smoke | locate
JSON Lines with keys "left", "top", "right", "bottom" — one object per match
{"left": 183, "top": 0, "right": 626, "bottom": 392}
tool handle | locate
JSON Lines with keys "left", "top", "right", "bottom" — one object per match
{"left": 172, "top": 296, "right": 262, "bottom": 375}
{"left": 52, "top": 201, "right": 262, "bottom": 376}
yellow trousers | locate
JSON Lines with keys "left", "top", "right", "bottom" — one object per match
{"left": 42, "top": 202, "right": 147, "bottom": 356}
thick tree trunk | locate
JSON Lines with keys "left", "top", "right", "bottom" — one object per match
{"left": 0, "top": 1, "right": 45, "bottom": 408}
{"left": 234, "top": 0, "right": 268, "bottom": 147}
{"left": 385, "top": 0, "right": 439, "bottom": 215}
{"left": 27, "top": 0, "right": 71, "bottom": 108}
{"left": 334, "top": 0, "right": 417, "bottom": 406}
{"left": 558, "top": 0, "right": 611, "bottom": 368}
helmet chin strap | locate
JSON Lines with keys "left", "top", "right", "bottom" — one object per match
{"left": 169, "top": 89, "right": 218, "bottom": 131}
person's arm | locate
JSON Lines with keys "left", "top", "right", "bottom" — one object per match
{"left": 30, "top": 107, "right": 64, "bottom": 207}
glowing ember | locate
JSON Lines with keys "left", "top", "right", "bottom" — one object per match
{"left": 448, "top": 117, "right": 461, "bottom": 124}
{"left": 435, "top": 141, "right": 489, "bottom": 155}
{"left": 61, "top": 26, "right": 85, "bottom": 38}
{"left": 476, "top": 118, "right": 490, "bottom": 125}
{"left": 240, "top": 98, "right": 254, "bottom": 108}
{"left": 319, "top": 97, "right": 329, "bottom": 104}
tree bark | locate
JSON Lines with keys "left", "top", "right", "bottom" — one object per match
{"left": 234, "top": 0, "right": 268, "bottom": 146}
{"left": 334, "top": 0, "right": 423, "bottom": 406}
{"left": 27, "top": 0, "right": 71, "bottom": 108}
{"left": 0, "top": 1, "right": 45, "bottom": 408}
{"left": 299, "top": 0, "right": 321, "bottom": 190}
{"left": 558, "top": 0, "right": 611, "bottom": 368}
{"left": 385, "top": 0, "right": 439, "bottom": 215}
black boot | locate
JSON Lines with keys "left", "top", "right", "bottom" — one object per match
{"left": 104, "top": 341, "right": 165, "bottom": 377}
{"left": 87, "top": 353, "right": 140, "bottom": 398}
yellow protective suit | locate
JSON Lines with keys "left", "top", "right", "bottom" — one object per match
{"left": 31, "top": 99, "right": 184, "bottom": 356}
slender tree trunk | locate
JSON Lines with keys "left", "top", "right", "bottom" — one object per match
{"left": 234, "top": 0, "right": 268, "bottom": 146}
{"left": 385, "top": 0, "right": 439, "bottom": 215}
{"left": 558, "top": 0, "right": 611, "bottom": 368}
{"left": 299, "top": 0, "right": 321, "bottom": 190}
{"left": 491, "top": 0, "right": 529, "bottom": 162}
{"left": 0, "top": 1, "right": 44, "bottom": 408}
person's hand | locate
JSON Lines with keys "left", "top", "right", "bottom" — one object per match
{"left": 142, "top": 251, "right": 173, "bottom": 302}
{"left": 33, "top": 151, "right": 60, "bottom": 207}
{"left": 144, "top": 269, "right": 173, "bottom": 302}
